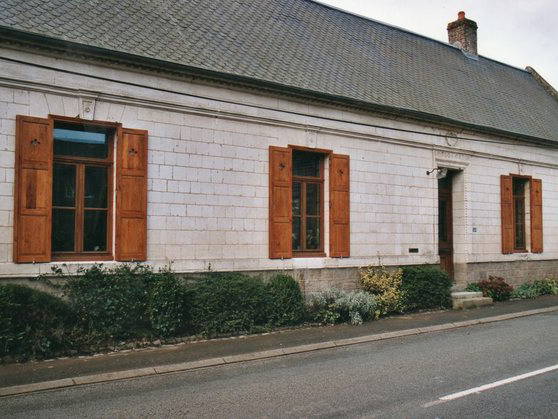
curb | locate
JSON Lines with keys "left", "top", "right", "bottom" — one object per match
{"left": 1, "top": 306, "right": 556, "bottom": 398}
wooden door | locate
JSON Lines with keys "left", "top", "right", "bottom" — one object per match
{"left": 438, "top": 174, "right": 453, "bottom": 278}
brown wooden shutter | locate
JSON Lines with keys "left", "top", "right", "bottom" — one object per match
{"left": 269, "top": 146, "right": 292, "bottom": 259}
{"left": 329, "top": 154, "right": 350, "bottom": 258}
{"left": 530, "top": 178, "right": 543, "bottom": 253}
{"left": 500, "top": 175, "right": 514, "bottom": 254}
{"left": 13, "top": 116, "right": 53, "bottom": 263}
{"left": 115, "top": 128, "right": 148, "bottom": 261}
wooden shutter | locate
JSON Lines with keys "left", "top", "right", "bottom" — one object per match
{"left": 329, "top": 154, "right": 350, "bottom": 258}
{"left": 13, "top": 116, "right": 53, "bottom": 263}
{"left": 115, "top": 128, "right": 148, "bottom": 261}
{"left": 530, "top": 178, "right": 543, "bottom": 253}
{"left": 500, "top": 175, "right": 514, "bottom": 254}
{"left": 269, "top": 146, "right": 292, "bottom": 259}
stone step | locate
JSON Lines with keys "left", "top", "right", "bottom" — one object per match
{"left": 451, "top": 291, "right": 483, "bottom": 299}
{"left": 453, "top": 297, "right": 493, "bottom": 310}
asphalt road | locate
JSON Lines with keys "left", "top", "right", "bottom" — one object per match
{"left": 3, "top": 312, "right": 557, "bottom": 418}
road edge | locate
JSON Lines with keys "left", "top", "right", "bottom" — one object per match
{"left": 1, "top": 305, "right": 556, "bottom": 398}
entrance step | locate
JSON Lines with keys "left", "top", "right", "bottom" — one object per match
{"left": 451, "top": 291, "right": 483, "bottom": 299}
{"left": 451, "top": 291, "right": 493, "bottom": 310}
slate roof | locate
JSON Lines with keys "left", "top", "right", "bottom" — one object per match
{"left": 1, "top": 0, "right": 557, "bottom": 143}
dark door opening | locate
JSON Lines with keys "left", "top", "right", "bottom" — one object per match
{"left": 438, "top": 172, "right": 454, "bottom": 278}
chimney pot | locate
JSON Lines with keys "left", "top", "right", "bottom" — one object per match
{"left": 447, "top": 11, "right": 478, "bottom": 56}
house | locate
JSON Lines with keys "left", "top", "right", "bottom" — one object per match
{"left": 0, "top": 1, "right": 557, "bottom": 293}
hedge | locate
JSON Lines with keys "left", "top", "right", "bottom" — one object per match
{"left": 401, "top": 266, "right": 453, "bottom": 310}
{"left": 0, "top": 284, "right": 76, "bottom": 360}
{"left": 0, "top": 266, "right": 308, "bottom": 360}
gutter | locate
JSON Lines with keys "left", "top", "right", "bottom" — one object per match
{"left": 1, "top": 27, "right": 557, "bottom": 148}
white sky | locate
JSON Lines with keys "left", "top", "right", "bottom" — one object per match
{"left": 316, "top": 0, "right": 558, "bottom": 89}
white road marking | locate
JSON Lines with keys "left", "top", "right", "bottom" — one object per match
{"left": 423, "top": 364, "right": 558, "bottom": 407}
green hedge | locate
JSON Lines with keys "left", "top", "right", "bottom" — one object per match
{"left": 184, "top": 273, "right": 306, "bottom": 336}
{"left": 401, "top": 266, "right": 453, "bottom": 310}
{"left": 266, "top": 275, "right": 306, "bottom": 327}
{"left": 148, "top": 271, "right": 186, "bottom": 337}
{"left": 185, "top": 273, "right": 272, "bottom": 336}
{"left": 0, "top": 284, "right": 76, "bottom": 360}
{"left": 64, "top": 264, "right": 154, "bottom": 338}
{"left": 1, "top": 266, "right": 309, "bottom": 361}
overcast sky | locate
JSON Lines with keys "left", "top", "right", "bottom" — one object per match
{"left": 317, "top": 0, "right": 558, "bottom": 89}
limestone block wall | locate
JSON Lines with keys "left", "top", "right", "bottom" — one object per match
{"left": 0, "top": 47, "right": 557, "bottom": 287}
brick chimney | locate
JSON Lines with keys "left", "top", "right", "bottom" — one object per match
{"left": 447, "top": 11, "right": 478, "bottom": 56}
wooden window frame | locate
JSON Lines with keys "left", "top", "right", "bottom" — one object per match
{"left": 50, "top": 115, "right": 117, "bottom": 262}
{"left": 509, "top": 174, "right": 531, "bottom": 254}
{"left": 290, "top": 146, "right": 330, "bottom": 258}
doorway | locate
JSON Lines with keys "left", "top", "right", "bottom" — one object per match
{"left": 438, "top": 171, "right": 454, "bottom": 278}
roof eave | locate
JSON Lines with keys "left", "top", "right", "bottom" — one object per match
{"left": 0, "top": 26, "right": 556, "bottom": 148}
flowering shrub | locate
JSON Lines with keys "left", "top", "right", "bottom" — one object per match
{"left": 306, "top": 289, "right": 376, "bottom": 325}
{"left": 359, "top": 265, "right": 406, "bottom": 317}
{"left": 476, "top": 276, "right": 514, "bottom": 301}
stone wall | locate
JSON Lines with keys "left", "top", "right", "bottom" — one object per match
{"left": 464, "top": 259, "right": 558, "bottom": 288}
{"left": 0, "top": 46, "right": 558, "bottom": 288}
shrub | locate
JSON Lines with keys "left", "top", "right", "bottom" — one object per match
{"left": 0, "top": 284, "right": 76, "bottom": 360}
{"left": 63, "top": 264, "right": 157, "bottom": 339}
{"left": 148, "top": 271, "right": 186, "bottom": 337}
{"left": 511, "top": 283, "right": 540, "bottom": 300}
{"left": 306, "top": 289, "right": 376, "bottom": 325}
{"left": 266, "top": 275, "right": 306, "bottom": 327}
{"left": 465, "top": 283, "right": 482, "bottom": 292}
{"left": 401, "top": 266, "right": 453, "bottom": 311}
{"left": 476, "top": 276, "right": 513, "bottom": 301}
{"left": 360, "top": 265, "right": 406, "bottom": 317}
{"left": 511, "top": 278, "right": 558, "bottom": 300}
{"left": 185, "top": 273, "right": 272, "bottom": 336}
{"left": 533, "top": 278, "right": 558, "bottom": 296}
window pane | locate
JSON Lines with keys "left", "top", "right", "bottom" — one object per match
{"left": 85, "top": 166, "right": 108, "bottom": 208}
{"left": 52, "top": 209, "right": 75, "bottom": 252}
{"left": 514, "top": 198, "right": 525, "bottom": 249}
{"left": 306, "top": 217, "right": 320, "bottom": 250}
{"left": 293, "top": 151, "right": 320, "bottom": 177}
{"left": 84, "top": 210, "right": 108, "bottom": 252}
{"left": 292, "top": 216, "right": 301, "bottom": 251}
{"left": 53, "top": 164, "right": 76, "bottom": 207}
{"left": 54, "top": 122, "right": 110, "bottom": 158}
{"left": 292, "top": 182, "right": 301, "bottom": 216}
{"left": 513, "top": 180, "right": 525, "bottom": 196}
{"left": 306, "top": 183, "right": 320, "bottom": 216}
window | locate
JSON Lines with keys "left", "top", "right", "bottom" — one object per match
{"left": 14, "top": 115, "right": 148, "bottom": 263}
{"left": 51, "top": 121, "right": 114, "bottom": 259}
{"left": 269, "top": 146, "right": 349, "bottom": 259}
{"left": 292, "top": 151, "right": 324, "bottom": 255}
{"left": 500, "top": 174, "right": 543, "bottom": 254}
